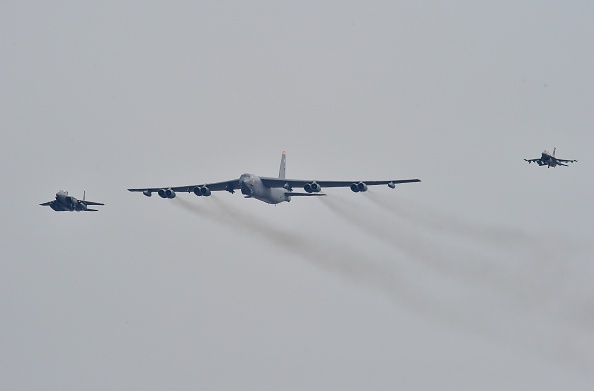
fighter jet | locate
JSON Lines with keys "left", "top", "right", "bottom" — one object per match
{"left": 40, "top": 190, "right": 104, "bottom": 211}
{"left": 128, "top": 152, "right": 421, "bottom": 205}
{"left": 524, "top": 148, "right": 577, "bottom": 168}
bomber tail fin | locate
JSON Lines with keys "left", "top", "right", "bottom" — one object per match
{"left": 278, "top": 151, "right": 286, "bottom": 179}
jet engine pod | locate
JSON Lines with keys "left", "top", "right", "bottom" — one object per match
{"left": 388, "top": 182, "right": 396, "bottom": 189}
{"left": 193, "top": 186, "right": 211, "bottom": 196}
{"left": 165, "top": 188, "right": 176, "bottom": 198}
{"left": 356, "top": 182, "right": 368, "bottom": 192}
{"left": 304, "top": 182, "right": 321, "bottom": 193}
{"left": 350, "top": 183, "right": 360, "bottom": 192}
{"left": 158, "top": 188, "right": 176, "bottom": 198}
{"left": 142, "top": 190, "right": 152, "bottom": 197}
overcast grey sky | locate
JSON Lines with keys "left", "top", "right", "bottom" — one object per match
{"left": 1, "top": 1, "right": 593, "bottom": 390}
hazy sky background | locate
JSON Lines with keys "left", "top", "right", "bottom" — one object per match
{"left": 1, "top": 1, "right": 593, "bottom": 390}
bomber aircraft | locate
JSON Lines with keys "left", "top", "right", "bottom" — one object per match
{"left": 40, "top": 190, "right": 104, "bottom": 211}
{"left": 524, "top": 148, "right": 577, "bottom": 168}
{"left": 128, "top": 152, "right": 421, "bottom": 204}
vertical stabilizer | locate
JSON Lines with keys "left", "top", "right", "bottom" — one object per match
{"left": 553, "top": 147, "right": 556, "bottom": 157}
{"left": 278, "top": 151, "right": 286, "bottom": 179}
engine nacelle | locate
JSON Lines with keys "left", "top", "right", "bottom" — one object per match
{"left": 357, "top": 182, "right": 368, "bottom": 192}
{"left": 388, "top": 182, "right": 396, "bottom": 189}
{"left": 194, "top": 186, "right": 211, "bottom": 196}
{"left": 142, "top": 190, "right": 152, "bottom": 197}
{"left": 159, "top": 188, "right": 176, "bottom": 198}
{"left": 304, "top": 182, "right": 321, "bottom": 193}
{"left": 350, "top": 183, "right": 359, "bottom": 192}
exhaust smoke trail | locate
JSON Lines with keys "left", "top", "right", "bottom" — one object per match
{"left": 319, "top": 195, "right": 514, "bottom": 284}
{"left": 172, "top": 197, "right": 546, "bottom": 340}
{"left": 317, "top": 194, "right": 593, "bottom": 369}
{"left": 317, "top": 194, "right": 587, "bottom": 318}
{"left": 172, "top": 196, "right": 593, "bottom": 370}
{"left": 172, "top": 197, "right": 435, "bottom": 315}
{"left": 365, "top": 191, "right": 546, "bottom": 250}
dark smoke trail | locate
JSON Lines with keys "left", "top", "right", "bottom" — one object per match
{"left": 316, "top": 195, "right": 594, "bottom": 369}
{"left": 361, "top": 192, "right": 588, "bottom": 305}
{"left": 318, "top": 195, "right": 507, "bottom": 280}
{"left": 317, "top": 194, "right": 577, "bottom": 313}
{"left": 172, "top": 197, "right": 434, "bottom": 315}
{"left": 365, "top": 191, "right": 546, "bottom": 250}
{"left": 172, "top": 197, "right": 593, "bottom": 370}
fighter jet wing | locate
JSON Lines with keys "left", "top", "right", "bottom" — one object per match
{"left": 260, "top": 177, "right": 421, "bottom": 188}
{"left": 556, "top": 158, "right": 577, "bottom": 163}
{"left": 39, "top": 201, "right": 53, "bottom": 206}
{"left": 524, "top": 158, "right": 540, "bottom": 163}
{"left": 128, "top": 179, "right": 240, "bottom": 194}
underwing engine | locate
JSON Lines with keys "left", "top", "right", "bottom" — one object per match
{"left": 193, "top": 186, "right": 211, "bottom": 196}
{"left": 158, "top": 188, "right": 176, "bottom": 198}
{"left": 304, "top": 182, "right": 321, "bottom": 193}
{"left": 350, "top": 182, "right": 368, "bottom": 192}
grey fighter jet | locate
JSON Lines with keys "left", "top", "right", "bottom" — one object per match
{"left": 40, "top": 190, "right": 104, "bottom": 211}
{"left": 524, "top": 148, "right": 577, "bottom": 168}
{"left": 128, "top": 152, "right": 421, "bottom": 205}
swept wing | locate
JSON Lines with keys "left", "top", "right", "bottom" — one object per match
{"left": 260, "top": 177, "right": 421, "bottom": 188}
{"left": 128, "top": 179, "right": 240, "bottom": 194}
{"left": 556, "top": 158, "right": 577, "bottom": 163}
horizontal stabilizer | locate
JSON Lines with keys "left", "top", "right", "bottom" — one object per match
{"left": 286, "top": 192, "right": 327, "bottom": 197}
{"left": 82, "top": 201, "right": 104, "bottom": 206}
{"left": 84, "top": 209, "right": 99, "bottom": 212}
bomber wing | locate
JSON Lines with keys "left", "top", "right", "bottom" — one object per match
{"left": 128, "top": 179, "right": 240, "bottom": 195}
{"left": 260, "top": 177, "right": 421, "bottom": 189}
